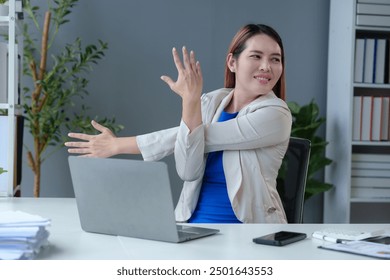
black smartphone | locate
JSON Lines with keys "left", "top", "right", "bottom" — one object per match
{"left": 253, "top": 231, "right": 307, "bottom": 246}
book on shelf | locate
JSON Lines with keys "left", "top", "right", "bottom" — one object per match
{"left": 351, "top": 186, "right": 390, "bottom": 199}
{"left": 357, "top": 15, "right": 390, "bottom": 28}
{"left": 352, "top": 153, "right": 390, "bottom": 162}
{"left": 352, "top": 161, "right": 390, "bottom": 169}
{"left": 357, "top": 3, "right": 390, "bottom": 16}
{"left": 352, "top": 153, "right": 390, "bottom": 170}
{"left": 358, "top": 0, "right": 390, "bottom": 5}
{"left": 351, "top": 176, "right": 390, "bottom": 188}
{"left": 351, "top": 168, "right": 390, "bottom": 177}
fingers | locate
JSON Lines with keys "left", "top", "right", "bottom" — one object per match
{"left": 67, "top": 132, "right": 92, "bottom": 141}
{"left": 91, "top": 120, "right": 109, "bottom": 133}
{"left": 173, "top": 46, "right": 199, "bottom": 73}
{"left": 65, "top": 120, "right": 104, "bottom": 154}
{"left": 172, "top": 47, "right": 184, "bottom": 72}
{"left": 196, "top": 60, "right": 203, "bottom": 81}
{"left": 160, "top": 75, "right": 174, "bottom": 89}
{"left": 66, "top": 147, "right": 90, "bottom": 154}
{"left": 64, "top": 141, "right": 89, "bottom": 148}
{"left": 182, "top": 47, "right": 191, "bottom": 70}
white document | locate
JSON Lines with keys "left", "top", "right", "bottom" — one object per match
{"left": 319, "top": 240, "right": 390, "bottom": 259}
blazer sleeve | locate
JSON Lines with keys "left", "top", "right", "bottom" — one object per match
{"left": 136, "top": 126, "right": 179, "bottom": 161}
{"left": 174, "top": 121, "right": 205, "bottom": 181}
{"left": 204, "top": 104, "right": 292, "bottom": 153}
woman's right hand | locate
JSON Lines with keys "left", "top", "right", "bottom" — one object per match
{"left": 65, "top": 120, "right": 118, "bottom": 158}
{"left": 160, "top": 46, "right": 203, "bottom": 131}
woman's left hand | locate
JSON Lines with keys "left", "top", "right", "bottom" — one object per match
{"left": 65, "top": 120, "right": 118, "bottom": 158}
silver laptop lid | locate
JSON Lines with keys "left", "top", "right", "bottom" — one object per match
{"left": 68, "top": 156, "right": 181, "bottom": 242}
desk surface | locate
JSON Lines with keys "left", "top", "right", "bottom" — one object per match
{"left": 1, "top": 197, "right": 389, "bottom": 260}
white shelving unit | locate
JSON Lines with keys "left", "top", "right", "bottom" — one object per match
{"left": 325, "top": 0, "right": 390, "bottom": 223}
{"left": 0, "top": 0, "right": 21, "bottom": 197}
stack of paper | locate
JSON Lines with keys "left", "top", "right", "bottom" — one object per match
{"left": 0, "top": 210, "right": 51, "bottom": 260}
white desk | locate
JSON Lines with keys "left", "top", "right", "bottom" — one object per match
{"left": 1, "top": 198, "right": 389, "bottom": 260}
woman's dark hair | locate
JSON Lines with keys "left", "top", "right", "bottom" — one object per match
{"left": 224, "top": 24, "right": 286, "bottom": 100}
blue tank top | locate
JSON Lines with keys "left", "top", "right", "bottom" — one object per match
{"left": 188, "top": 110, "right": 241, "bottom": 223}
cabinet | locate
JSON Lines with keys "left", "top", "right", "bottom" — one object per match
{"left": 0, "top": 0, "right": 22, "bottom": 197}
{"left": 325, "top": 0, "right": 390, "bottom": 223}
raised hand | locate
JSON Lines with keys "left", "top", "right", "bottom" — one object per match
{"left": 161, "top": 46, "right": 203, "bottom": 131}
{"left": 160, "top": 46, "right": 203, "bottom": 103}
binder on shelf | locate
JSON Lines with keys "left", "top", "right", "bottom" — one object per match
{"left": 363, "top": 39, "right": 375, "bottom": 83}
{"left": 371, "top": 97, "right": 382, "bottom": 141}
{"left": 374, "top": 39, "right": 386, "bottom": 84}
{"left": 381, "top": 97, "right": 389, "bottom": 140}
{"left": 353, "top": 96, "right": 363, "bottom": 141}
{"left": 361, "top": 96, "right": 373, "bottom": 141}
{"left": 354, "top": 38, "right": 365, "bottom": 83}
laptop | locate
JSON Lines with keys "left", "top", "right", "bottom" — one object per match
{"left": 68, "top": 156, "right": 219, "bottom": 243}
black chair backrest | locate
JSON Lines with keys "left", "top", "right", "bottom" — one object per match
{"left": 277, "top": 137, "right": 311, "bottom": 223}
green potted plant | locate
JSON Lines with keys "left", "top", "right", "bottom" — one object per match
{"left": 281, "top": 100, "right": 333, "bottom": 200}
{"left": 22, "top": 0, "right": 123, "bottom": 197}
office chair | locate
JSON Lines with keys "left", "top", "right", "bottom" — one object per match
{"left": 276, "top": 137, "right": 311, "bottom": 223}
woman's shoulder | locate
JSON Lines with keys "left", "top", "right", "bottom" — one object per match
{"left": 252, "top": 91, "right": 289, "bottom": 108}
{"left": 201, "top": 88, "right": 232, "bottom": 100}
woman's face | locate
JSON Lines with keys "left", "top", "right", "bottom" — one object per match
{"left": 228, "top": 34, "right": 283, "bottom": 97}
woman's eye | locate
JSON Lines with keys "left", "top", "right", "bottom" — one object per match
{"left": 250, "top": 55, "right": 261, "bottom": 59}
{"left": 271, "top": 57, "right": 281, "bottom": 63}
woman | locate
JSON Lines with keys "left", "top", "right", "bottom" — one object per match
{"left": 65, "top": 24, "right": 292, "bottom": 223}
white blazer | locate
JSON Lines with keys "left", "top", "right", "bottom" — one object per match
{"left": 137, "top": 88, "right": 292, "bottom": 223}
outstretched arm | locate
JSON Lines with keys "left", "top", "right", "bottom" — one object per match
{"left": 65, "top": 120, "right": 140, "bottom": 157}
